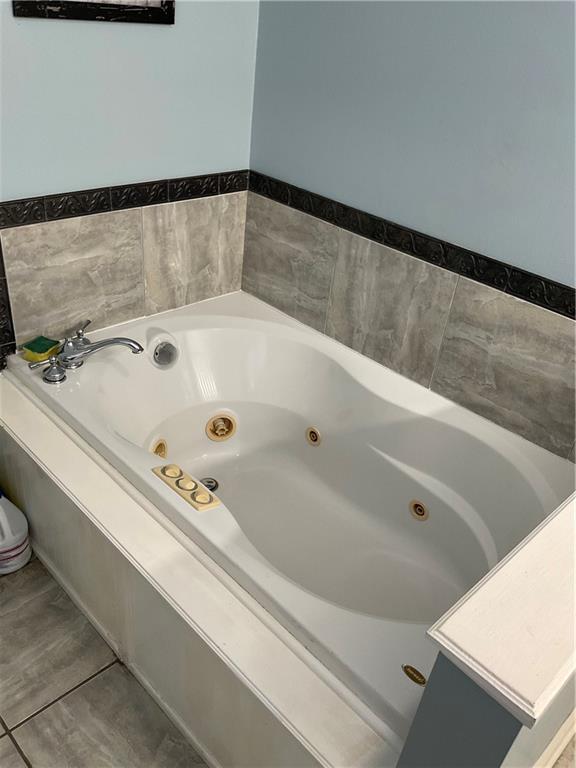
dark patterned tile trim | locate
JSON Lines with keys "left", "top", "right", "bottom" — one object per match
{"left": 0, "top": 171, "right": 248, "bottom": 232}
{"left": 168, "top": 174, "right": 218, "bottom": 202}
{"left": 110, "top": 180, "right": 169, "bottom": 210}
{"left": 12, "top": 0, "right": 175, "bottom": 25}
{"left": 0, "top": 197, "right": 46, "bottom": 229}
{"left": 0, "top": 242, "right": 10, "bottom": 368}
{"left": 249, "top": 171, "right": 575, "bottom": 319}
{"left": 219, "top": 170, "right": 249, "bottom": 195}
{"left": 0, "top": 277, "right": 15, "bottom": 353}
{"left": 45, "top": 188, "right": 112, "bottom": 220}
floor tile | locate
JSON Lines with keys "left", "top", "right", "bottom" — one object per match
{"left": 0, "top": 735, "right": 27, "bottom": 768}
{"left": 554, "top": 736, "right": 575, "bottom": 768}
{"left": 0, "top": 559, "right": 114, "bottom": 727}
{"left": 14, "top": 663, "right": 205, "bottom": 768}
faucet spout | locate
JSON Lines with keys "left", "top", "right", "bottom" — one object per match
{"left": 59, "top": 336, "right": 144, "bottom": 366}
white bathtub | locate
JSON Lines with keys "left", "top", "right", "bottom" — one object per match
{"left": 8, "top": 291, "right": 574, "bottom": 744}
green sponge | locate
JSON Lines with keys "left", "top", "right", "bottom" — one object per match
{"left": 20, "top": 336, "right": 60, "bottom": 363}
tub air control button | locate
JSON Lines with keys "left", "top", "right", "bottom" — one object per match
{"left": 192, "top": 490, "right": 213, "bottom": 505}
{"left": 176, "top": 477, "right": 197, "bottom": 492}
{"left": 161, "top": 464, "right": 183, "bottom": 479}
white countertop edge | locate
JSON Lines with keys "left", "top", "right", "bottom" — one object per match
{"left": 0, "top": 373, "right": 400, "bottom": 767}
{"left": 428, "top": 493, "right": 575, "bottom": 727}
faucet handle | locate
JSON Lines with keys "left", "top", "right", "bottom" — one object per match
{"left": 28, "top": 357, "right": 52, "bottom": 369}
{"left": 62, "top": 318, "right": 91, "bottom": 341}
{"left": 28, "top": 355, "right": 67, "bottom": 383}
{"left": 61, "top": 319, "right": 92, "bottom": 353}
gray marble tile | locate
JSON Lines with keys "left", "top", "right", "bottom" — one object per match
{"left": 243, "top": 193, "right": 338, "bottom": 331}
{"left": 431, "top": 278, "right": 575, "bottom": 457}
{"left": 1, "top": 210, "right": 144, "bottom": 344}
{"left": 15, "top": 663, "right": 205, "bottom": 768}
{"left": 143, "top": 192, "right": 245, "bottom": 314}
{"left": 554, "top": 736, "right": 574, "bottom": 768}
{"left": 0, "top": 736, "right": 27, "bottom": 768}
{"left": 0, "top": 559, "right": 114, "bottom": 727}
{"left": 326, "top": 232, "right": 458, "bottom": 386}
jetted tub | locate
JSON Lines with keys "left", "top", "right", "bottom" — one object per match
{"left": 9, "top": 292, "right": 574, "bottom": 746}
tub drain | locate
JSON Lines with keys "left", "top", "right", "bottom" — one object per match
{"left": 200, "top": 477, "right": 219, "bottom": 492}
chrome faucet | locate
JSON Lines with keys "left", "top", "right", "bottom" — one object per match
{"left": 29, "top": 320, "right": 144, "bottom": 384}
{"left": 59, "top": 337, "right": 144, "bottom": 367}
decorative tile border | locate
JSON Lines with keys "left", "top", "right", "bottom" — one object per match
{"left": 0, "top": 244, "right": 15, "bottom": 368}
{"left": 45, "top": 188, "right": 112, "bottom": 220}
{"left": 111, "top": 180, "right": 169, "bottom": 210}
{"left": 249, "top": 171, "right": 575, "bottom": 320}
{"left": 0, "top": 198, "right": 46, "bottom": 229}
{"left": 0, "top": 170, "right": 249, "bottom": 227}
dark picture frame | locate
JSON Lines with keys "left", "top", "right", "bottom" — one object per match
{"left": 12, "top": 1, "right": 175, "bottom": 25}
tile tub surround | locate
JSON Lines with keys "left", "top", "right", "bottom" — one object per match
{"left": 247, "top": 172, "right": 575, "bottom": 321}
{"left": 243, "top": 192, "right": 339, "bottom": 332}
{"left": 0, "top": 191, "right": 247, "bottom": 345}
{"left": 326, "top": 231, "right": 458, "bottom": 387}
{"left": 0, "top": 166, "right": 573, "bottom": 458}
{"left": 431, "top": 280, "right": 576, "bottom": 458}
{"left": 143, "top": 193, "right": 245, "bottom": 314}
{"left": 0, "top": 169, "right": 249, "bottom": 366}
{"left": 1, "top": 209, "right": 144, "bottom": 344}
{"left": 243, "top": 192, "right": 575, "bottom": 459}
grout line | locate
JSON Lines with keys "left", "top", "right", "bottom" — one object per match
{"left": 6, "top": 732, "right": 32, "bottom": 768}
{"left": 322, "top": 228, "right": 340, "bottom": 337}
{"left": 139, "top": 205, "right": 146, "bottom": 312}
{"left": 0, "top": 712, "right": 9, "bottom": 735}
{"left": 428, "top": 274, "right": 459, "bottom": 391}
{"left": 9, "top": 659, "right": 118, "bottom": 733}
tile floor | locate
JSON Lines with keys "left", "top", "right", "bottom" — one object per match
{"left": 0, "top": 557, "right": 206, "bottom": 768}
{"left": 554, "top": 736, "right": 575, "bottom": 768}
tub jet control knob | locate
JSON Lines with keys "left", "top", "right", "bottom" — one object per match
{"left": 161, "top": 464, "right": 183, "bottom": 479}
{"left": 192, "top": 490, "right": 213, "bottom": 505}
{"left": 176, "top": 477, "right": 197, "bottom": 492}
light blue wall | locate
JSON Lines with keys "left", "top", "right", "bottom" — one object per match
{"left": 0, "top": 0, "right": 259, "bottom": 200}
{"left": 251, "top": 1, "right": 575, "bottom": 287}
